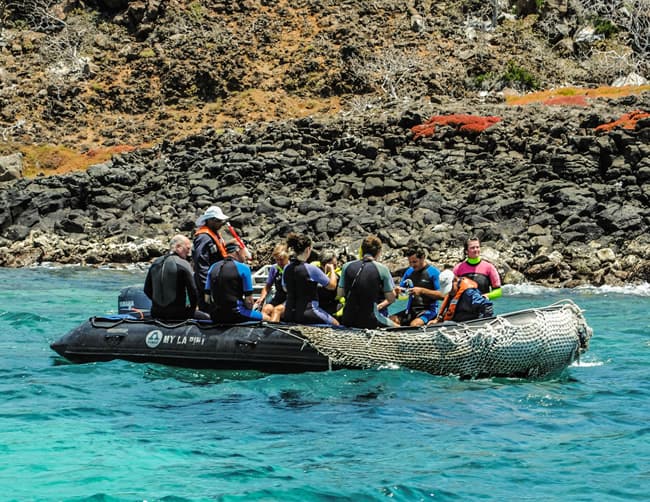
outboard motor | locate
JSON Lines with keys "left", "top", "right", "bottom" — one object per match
{"left": 118, "top": 286, "right": 152, "bottom": 319}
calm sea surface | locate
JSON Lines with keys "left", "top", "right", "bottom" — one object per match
{"left": 0, "top": 266, "right": 648, "bottom": 501}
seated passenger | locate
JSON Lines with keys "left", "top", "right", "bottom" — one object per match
{"left": 254, "top": 243, "right": 289, "bottom": 323}
{"left": 205, "top": 239, "right": 270, "bottom": 324}
{"left": 453, "top": 236, "right": 502, "bottom": 300}
{"left": 144, "top": 234, "right": 198, "bottom": 320}
{"left": 431, "top": 271, "right": 494, "bottom": 323}
{"left": 337, "top": 235, "right": 397, "bottom": 328}
{"left": 392, "top": 244, "right": 445, "bottom": 327}
{"left": 282, "top": 233, "right": 339, "bottom": 326}
{"left": 313, "top": 249, "right": 343, "bottom": 319}
{"left": 193, "top": 205, "right": 230, "bottom": 311}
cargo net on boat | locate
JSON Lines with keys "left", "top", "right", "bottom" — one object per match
{"left": 295, "top": 300, "right": 592, "bottom": 378}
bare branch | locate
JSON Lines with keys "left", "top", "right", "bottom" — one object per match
{"left": 572, "top": 0, "right": 650, "bottom": 77}
{"left": 349, "top": 47, "right": 425, "bottom": 100}
{"left": 1, "top": 119, "right": 26, "bottom": 141}
{"left": 39, "top": 17, "right": 91, "bottom": 85}
{"left": 5, "top": 0, "right": 66, "bottom": 32}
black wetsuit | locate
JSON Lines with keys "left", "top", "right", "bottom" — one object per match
{"left": 206, "top": 258, "right": 262, "bottom": 324}
{"left": 283, "top": 259, "right": 335, "bottom": 325}
{"left": 144, "top": 253, "right": 198, "bottom": 320}
{"left": 340, "top": 258, "right": 394, "bottom": 328}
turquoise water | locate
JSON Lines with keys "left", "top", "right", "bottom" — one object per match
{"left": 1, "top": 267, "right": 649, "bottom": 501}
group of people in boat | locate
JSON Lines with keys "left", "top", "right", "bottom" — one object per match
{"left": 144, "top": 205, "right": 502, "bottom": 328}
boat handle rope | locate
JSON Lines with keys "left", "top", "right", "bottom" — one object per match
{"left": 268, "top": 325, "right": 320, "bottom": 353}
{"left": 271, "top": 325, "right": 336, "bottom": 368}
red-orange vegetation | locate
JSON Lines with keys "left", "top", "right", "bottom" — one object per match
{"left": 412, "top": 114, "right": 502, "bottom": 139}
{"left": 594, "top": 110, "right": 650, "bottom": 132}
{"left": 542, "top": 95, "right": 588, "bottom": 106}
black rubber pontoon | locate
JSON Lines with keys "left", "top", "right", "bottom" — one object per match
{"left": 51, "top": 300, "right": 593, "bottom": 378}
{"left": 51, "top": 317, "right": 348, "bottom": 373}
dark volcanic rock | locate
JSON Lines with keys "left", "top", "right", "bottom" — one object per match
{"left": 1, "top": 95, "right": 650, "bottom": 287}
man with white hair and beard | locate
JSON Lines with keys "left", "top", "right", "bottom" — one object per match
{"left": 144, "top": 234, "right": 198, "bottom": 320}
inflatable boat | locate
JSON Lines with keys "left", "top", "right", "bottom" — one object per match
{"left": 51, "top": 299, "right": 592, "bottom": 379}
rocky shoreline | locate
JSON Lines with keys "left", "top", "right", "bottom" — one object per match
{"left": 1, "top": 94, "right": 650, "bottom": 287}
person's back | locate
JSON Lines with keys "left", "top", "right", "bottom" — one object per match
{"left": 207, "top": 258, "right": 245, "bottom": 322}
{"left": 205, "top": 241, "right": 267, "bottom": 324}
{"left": 340, "top": 259, "right": 387, "bottom": 328}
{"left": 338, "top": 235, "right": 396, "bottom": 329}
{"left": 283, "top": 259, "right": 324, "bottom": 323}
{"left": 144, "top": 235, "right": 197, "bottom": 320}
{"left": 282, "top": 233, "right": 339, "bottom": 325}
{"left": 453, "top": 287, "right": 494, "bottom": 321}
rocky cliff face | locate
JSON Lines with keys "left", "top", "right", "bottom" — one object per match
{"left": 1, "top": 94, "right": 649, "bottom": 286}
{"left": 1, "top": 1, "right": 649, "bottom": 286}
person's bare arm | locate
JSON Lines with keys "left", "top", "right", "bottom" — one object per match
{"left": 377, "top": 290, "right": 396, "bottom": 311}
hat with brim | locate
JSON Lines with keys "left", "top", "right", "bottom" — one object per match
{"left": 439, "top": 270, "right": 454, "bottom": 295}
{"left": 195, "top": 205, "right": 229, "bottom": 227}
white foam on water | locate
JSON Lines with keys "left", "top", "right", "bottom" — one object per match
{"left": 571, "top": 360, "right": 604, "bottom": 368}
{"left": 377, "top": 362, "right": 401, "bottom": 371}
{"left": 505, "top": 282, "right": 650, "bottom": 297}
{"left": 573, "top": 282, "right": 650, "bottom": 297}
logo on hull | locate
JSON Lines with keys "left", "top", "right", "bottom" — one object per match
{"left": 145, "top": 330, "right": 163, "bottom": 348}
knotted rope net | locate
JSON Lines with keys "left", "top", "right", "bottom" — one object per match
{"left": 295, "top": 300, "right": 592, "bottom": 378}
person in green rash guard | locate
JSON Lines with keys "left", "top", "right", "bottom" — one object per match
{"left": 452, "top": 237, "right": 502, "bottom": 301}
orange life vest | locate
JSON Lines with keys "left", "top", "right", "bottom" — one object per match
{"left": 195, "top": 226, "right": 227, "bottom": 258}
{"left": 436, "top": 276, "right": 479, "bottom": 322}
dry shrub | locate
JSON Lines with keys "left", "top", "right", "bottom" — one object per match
{"left": 583, "top": 48, "right": 638, "bottom": 84}
{"left": 572, "top": 0, "right": 650, "bottom": 77}
{"left": 349, "top": 47, "right": 425, "bottom": 100}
